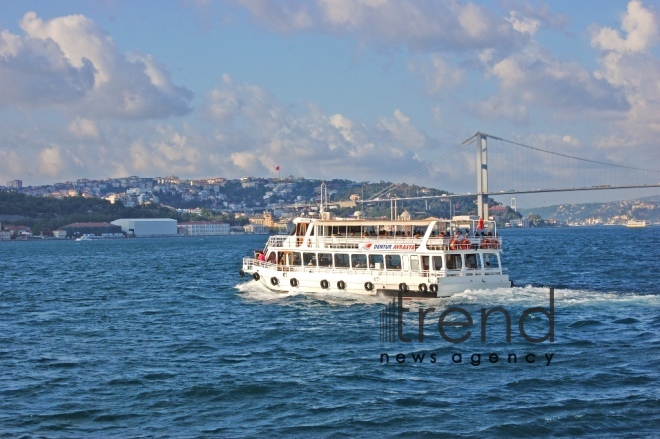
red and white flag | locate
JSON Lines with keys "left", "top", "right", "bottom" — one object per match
{"left": 275, "top": 166, "right": 280, "bottom": 171}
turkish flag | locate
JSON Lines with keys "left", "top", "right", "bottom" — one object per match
{"left": 276, "top": 166, "right": 280, "bottom": 171}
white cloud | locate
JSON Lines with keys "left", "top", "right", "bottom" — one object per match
{"left": 38, "top": 145, "right": 65, "bottom": 177}
{"left": 68, "top": 118, "right": 99, "bottom": 139}
{"left": 506, "top": 11, "right": 541, "bottom": 36}
{"left": 591, "top": 0, "right": 658, "bottom": 53}
{"left": 377, "top": 109, "right": 427, "bottom": 150}
{"left": 409, "top": 55, "right": 465, "bottom": 94}
{"left": 589, "top": 0, "right": 660, "bottom": 159}
{"left": 201, "top": 76, "right": 434, "bottom": 180}
{"left": 475, "top": 43, "right": 629, "bottom": 124}
{"left": 237, "top": 0, "right": 522, "bottom": 51}
{"left": 0, "top": 12, "right": 193, "bottom": 119}
{"left": 0, "top": 28, "right": 95, "bottom": 106}
{"left": 129, "top": 127, "right": 201, "bottom": 175}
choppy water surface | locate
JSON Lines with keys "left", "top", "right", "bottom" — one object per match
{"left": 1, "top": 227, "right": 658, "bottom": 437}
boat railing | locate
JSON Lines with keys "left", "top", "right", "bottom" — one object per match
{"left": 266, "top": 234, "right": 501, "bottom": 251}
{"left": 267, "top": 235, "right": 289, "bottom": 247}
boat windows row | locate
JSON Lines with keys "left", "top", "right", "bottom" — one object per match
{"left": 267, "top": 251, "right": 501, "bottom": 271}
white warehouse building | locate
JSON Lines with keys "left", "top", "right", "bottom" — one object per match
{"left": 111, "top": 218, "right": 177, "bottom": 237}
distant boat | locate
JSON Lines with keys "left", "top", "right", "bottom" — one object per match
{"left": 76, "top": 234, "right": 94, "bottom": 241}
{"left": 625, "top": 219, "right": 650, "bottom": 228}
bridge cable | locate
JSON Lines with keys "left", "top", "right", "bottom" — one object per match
{"left": 485, "top": 133, "right": 660, "bottom": 174}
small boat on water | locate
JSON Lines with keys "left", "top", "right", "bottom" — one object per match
{"left": 625, "top": 219, "right": 650, "bottom": 228}
{"left": 75, "top": 233, "right": 124, "bottom": 241}
{"left": 239, "top": 210, "right": 512, "bottom": 298}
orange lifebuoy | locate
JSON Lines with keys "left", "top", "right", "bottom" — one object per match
{"left": 449, "top": 239, "right": 458, "bottom": 250}
{"left": 480, "top": 239, "right": 489, "bottom": 249}
{"left": 461, "top": 238, "right": 471, "bottom": 250}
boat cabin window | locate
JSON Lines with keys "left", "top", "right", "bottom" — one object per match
{"left": 318, "top": 253, "right": 333, "bottom": 267}
{"left": 446, "top": 254, "right": 462, "bottom": 270}
{"left": 291, "top": 252, "right": 302, "bottom": 266}
{"left": 369, "top": 254, "right": 384, "bottom": 269}
{"left": 334, "top": 253, "right": 350, "bottom": 268}
{"left": 267, "top": 252, "right": 277, "bottom": 264}
{"left": 410, "top": 255, "right": 419, "bottom": 272}
{"left": 483, "top": 253, "right": 499, "bottom": 269}
{"left": 465, "top": 253, "right": 480, "bottom": 269}
{"left": 385, "top": 255, "right": 401, "bottom": 270}
{"left": 432, "top": 255, "right": 443, "bottom": 270}
{"left": 421, "top": 256, "right": 429, "bottom": 270}
{"left": 303, "top": 253, "right": 316, "bottom": 266}
{"left": 351, "top": 254, "right": 368, "bottom": 269}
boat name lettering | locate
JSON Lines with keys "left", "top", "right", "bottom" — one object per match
{"left": 365, "top": 243, "right": 416, "bottom": 251}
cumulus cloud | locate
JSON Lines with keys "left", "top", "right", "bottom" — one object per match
{"left": 409, "top": 55, "right": 465, "bottom": 94}
{"left": 503, "top": 1, "right": 570, "bottom": 36}
{"left": 588, "top": 0, "right": 660, "bottom": 160}
{"left": 68, "top": 118, "right": 99, "bottom": 139}
{"left": 0, "top": 28, "right": 95, "bottom": 106}
{"left": 234, "top": 0, "right": 523, "bottom": 52}
{"left": 38, "top": 145, "right": 65, "bottom": 177}
{"left": 129, "top": 126, "right": 201, "bottom": 175}
{"left": 591, "top": 0, "right": 657, "bottom": 53}
{"left": 202, "top": 75, "right": 434, "bottom": 180}
{"left": 475, "top": 48, "right": 629, "bottom": 123}
{"left": 0, "top": 12, "right": 192, "bottom": 119}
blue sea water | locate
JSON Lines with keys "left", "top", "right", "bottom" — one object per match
{"left": 1, "top": 227, "right": 659, "bottom": 437}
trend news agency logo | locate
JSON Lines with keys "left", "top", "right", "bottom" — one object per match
{"left": 379, "top": 288, "right": 555, "bottom": 366}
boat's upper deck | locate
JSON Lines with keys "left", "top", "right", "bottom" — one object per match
{"left": 267, "top": 215, "right": 501, "bottom": 252}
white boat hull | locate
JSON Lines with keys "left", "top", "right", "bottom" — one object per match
{"left": 242, "top": 261, "right": 511, "bottom": 298}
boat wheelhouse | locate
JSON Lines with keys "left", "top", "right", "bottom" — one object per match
{"left": 240, "top": 213, "right": 512, "bottom": 298}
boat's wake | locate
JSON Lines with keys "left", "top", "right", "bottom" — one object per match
{"left": 444, "top": 284, "right": 659, "bottom": 308}
{"left": 235, "top": 280, "right": 386, "bottom": 305}
{"left": 235, "top": 281, "right": 659, "bottom": 308}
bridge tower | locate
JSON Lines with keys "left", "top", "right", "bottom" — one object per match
{"left": 476, "top": 132, "right": 488, "bottom": 220}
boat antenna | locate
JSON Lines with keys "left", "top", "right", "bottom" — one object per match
{"left": 320, "top": 181, "right": 326, "bottom": 214}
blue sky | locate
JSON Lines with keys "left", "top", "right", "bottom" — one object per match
{"left": 0, "top": 0, "right": 658, "bottom": 205}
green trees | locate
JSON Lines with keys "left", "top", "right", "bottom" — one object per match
{"left": 0, "top": 192, "right": 182, "bottom": 235}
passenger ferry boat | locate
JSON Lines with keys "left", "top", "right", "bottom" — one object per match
{"left": 625, "top": 219, "right": 650, "bottom": 228}
{"left": 239, "top": 211, "right": 512, "bottom": 298}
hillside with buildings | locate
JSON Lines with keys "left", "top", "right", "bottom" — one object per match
{"left": 1, "top": 174, "right": 524, "bottom": 239}
{"left": 3, "top": 175, "right": 656, "bottom": 239}
{"left": 519, "top": 196, "right": 659, "bottom": 226}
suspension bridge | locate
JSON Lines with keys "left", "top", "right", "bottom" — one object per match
{"left": 365, "top": 132, "right": 660, "bottom": 219}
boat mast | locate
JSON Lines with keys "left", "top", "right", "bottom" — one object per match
{"left": 319, "top": 181, "right": 327, "bottom": 215}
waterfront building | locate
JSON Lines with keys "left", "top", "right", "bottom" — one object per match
{"left": 178, "top": 221, "right": 230, "bottom": 236}
{"left": 111, "top": 218, "right": 177, "bottom": 237}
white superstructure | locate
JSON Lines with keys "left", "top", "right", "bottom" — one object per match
{"left": 240, "top": 212, "right": 512, "bottom": 298}
{"left": 625, "top": 219, "right": 649, "bottom": 228}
